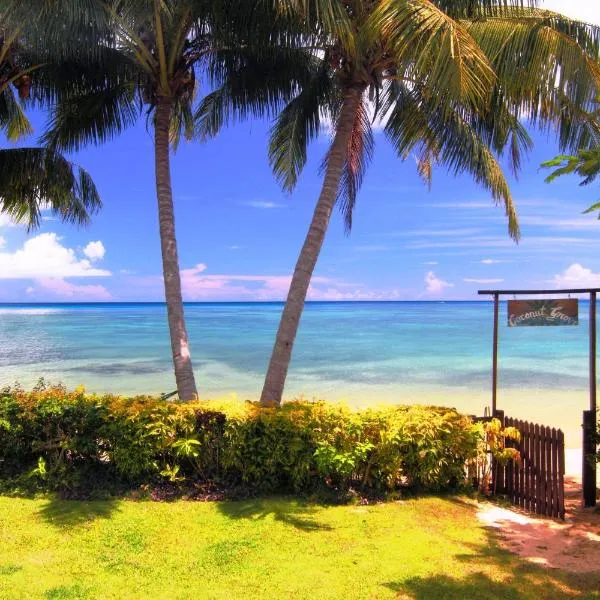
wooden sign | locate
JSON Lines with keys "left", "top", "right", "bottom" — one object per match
{"left": 508, "top": 299, "right": 578, "bottom": 327}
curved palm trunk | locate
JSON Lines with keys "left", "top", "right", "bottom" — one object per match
{"left": 260, "top": 87, "right": 364, "bottom": 406}
{"left": 154, "top": 96, "right": 198, "bottom": 401}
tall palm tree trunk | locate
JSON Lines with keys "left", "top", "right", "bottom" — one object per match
{"left": 154, "top": 96, "right": 198, "bottom": 401}
{"left": 260, "top": 86, "right": 364, "bottom": 406}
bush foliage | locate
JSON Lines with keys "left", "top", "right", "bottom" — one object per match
{"left": 0, "top": 383, "right": 481, "bottom": 497}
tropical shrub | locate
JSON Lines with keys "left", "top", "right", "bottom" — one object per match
{"left": 472, "top": 418, "right": 521, "bottom": 495}
{"left": 0, "top": 383, "right": 481, "bottom": 498}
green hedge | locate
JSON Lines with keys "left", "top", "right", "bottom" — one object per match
{"left": 0, "top": 384, "right": 480, "bottom": 497}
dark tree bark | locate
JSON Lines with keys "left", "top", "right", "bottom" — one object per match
{"left": 154, "top": 96, "right": 198, "bottom": 400}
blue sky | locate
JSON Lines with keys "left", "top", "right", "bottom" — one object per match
{"left": 1, "top": 0, "right": 599, "bottom": 302}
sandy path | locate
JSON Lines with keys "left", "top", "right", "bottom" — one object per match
{"left": 477, "top": 479, "right": 600, "bottom": 573}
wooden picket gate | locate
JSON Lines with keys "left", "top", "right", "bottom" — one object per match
{"left": 495, "top": 412, "right": 565, "bottom": 519}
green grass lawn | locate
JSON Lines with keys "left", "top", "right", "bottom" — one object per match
{"left": 0, "top": 495, "right": 598, "bottom": 600}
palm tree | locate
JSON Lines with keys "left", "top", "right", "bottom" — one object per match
{"left": 246, "top": 1, "right": 600, "bottom": 405}
{"left": 35, "top": 0, "right": 305, "bottom": 400}
{"left": 27, "top": 0, "right": 220, "bottom": 401}
{"left": 37, "top": 0, "right": 204, "bottom": 399}
{"left": 0, "top": 22, "right": 100, "bottom": 228}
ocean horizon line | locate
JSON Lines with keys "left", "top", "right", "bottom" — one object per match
{"left": 0, "top": 299, "right": 588, "bottom": 306}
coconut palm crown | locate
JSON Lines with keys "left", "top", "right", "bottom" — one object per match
{"left": 202, "top": 0, "right": 600, "bottom": 405}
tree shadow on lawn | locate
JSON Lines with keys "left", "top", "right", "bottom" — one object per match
{"left": 217, "top": 497, "right": 333, "bottom": 532}
{"left": 36, "top": 495, "right": 119, "bottom": 529}
{"left": 383, "top": 529, "right": 600, "bottom": 599}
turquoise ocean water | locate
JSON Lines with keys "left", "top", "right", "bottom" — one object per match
{"left": 0, "top": 301, "right": 595, "bottom": 447}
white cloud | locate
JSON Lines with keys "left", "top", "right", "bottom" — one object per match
{"left": 0, "top": 233, "right": 110, "bottom": 279}
{"left": 431, "top": 199, "right": 555, "bottom": 211}
{"left": 83, "top": 241, "right": 106, "bottom": 262}
{"left": 132, "top": 263, "right": 404, "bottom": 301}
{"left": 242, "top": 201, "right": 284, "bottom": 209}
{"left": 0, "top": 214, "right": 18, "bottom": 228}
{"left": 400, "top": 228, "right": 483, "bottom": 237}
{"left": 520, "top": 216, "right": 600, "bottom": 231}
{"left": 30, "top": 278, "right": 112, "bottom": 300}
{"left": 424, "top": 271, "right": 454, "bottom": 294}
{"left": 176, "top": 194, "right": 203, "bottom": 202}
{"left": 189, "top": 263, "right": 207, "bottom": 274}
{"left": 310, "top": 287, "right": 403, "bottom": 301}
{"left": 226, "top": 245, "right": 243, "bottom": 250}
{"left": 353, "top": 245, "right": 389, "bottom": 252}
{"left": 481, "top": 258, "right": 501, "bottom": 264}
{"left": 463, "top": 278, "right": 505, "bottom": 284}
{"left": 0, "top": 236, "right": 5, "bottom": 249}
{"left": 406, "top": 236, "right": 514, "bottom": 250}
{"left": 179, "top": 263, "right": 320, "bottom": 300}
{"left": 406, "top": 235, "right": 600, "bottom": 250}
{"left": 422, "top": 261, "right": 438, "bottom": 265}
{"left": 430, "top": 202, "right": 494, "bottom": 210}
{"left": 551, "top": 263, "right": 600, "bottom": 288}
{"left": 542, "top": 1, "right": 600, "bottom": 24}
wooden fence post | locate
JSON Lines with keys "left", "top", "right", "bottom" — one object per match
{"left": 558, "top": 430, "right": 565, "bottom": 520}
{"left": 583, "top": 410, "right": 597, "bottom": 508}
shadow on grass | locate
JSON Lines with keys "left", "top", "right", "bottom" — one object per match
{"left": 44, "top": 582, "right": 91, "bottom": 600}
{"left": 36, "top": 496, "right": 119, "bottom": 529}
{"left": 385, "top": 569, "right": 600, "bottom": 600}
{"left": 384, "top": 526, "right": 600, "bottom": 600}
{"left": 385, "top": 572, "right": 537, "bottom": 600}
{"left": 217, "top": 497, "right": 333, "bottom": 532}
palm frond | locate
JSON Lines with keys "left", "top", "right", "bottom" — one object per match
{"left": 197, "top": 45, "right": 324, "bottom": 145}
{"left": 170, "top": 96, "right": 196, "bottom": 148}
{"left": 385, "top": 81, "right": 520, "bottom": 239}
{"left": 273, "top": 0, "right": 355, "bottom": 55}
{"left": 370, "top": 0, "right": 496, "bottom": 109}
{"left": 416, "top": 147, "right": 434, "bottom": 188}
{"left": 432, "top": 1, "right": 540, "bottom": 19}
{"left": 4, "top": 0, "right": 113, "bottom": 62}
{"left": 466, "top": 9, "right": 600, "bottom": 153}
{"left": 269, "top": 63, "right": 335, "bottom": 192}
{"left": 542, "top": 147, "right": 600, "bottom": 186}
{"left": 27, "top": 44, "right": 140, "bottom": 108}
{"left": 583, "top": 201, "right": 600, "bottom": 218}
{"left": 42, "top": 82, "right": 139, "bottom": 152}
{"left": 0, "top": 148, "right": 101, "bottom": 230}
{"left": 0, "top": 88, "right": 33, "bottom": 141}
{"left": 541, "top": 154, "right": 580, "bottom": 183}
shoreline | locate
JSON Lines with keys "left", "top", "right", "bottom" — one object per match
{"left": 3, "top": 370, "right": 595, "bottom": 467}
{"left": 2, "top": 374, "right": 595, "bottom": 479}
{"left": 2, "top": 370, "right": 591, "bottom": 437}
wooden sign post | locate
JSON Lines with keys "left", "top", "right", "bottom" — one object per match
{"left": 478, "top": 288, "right": 599, "bottom": 508}
{"left": 492, "top": 293, "right": 499, "bottom": 415}
{"left": 585, "top": 291, "right": 597, "bottom": 508}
